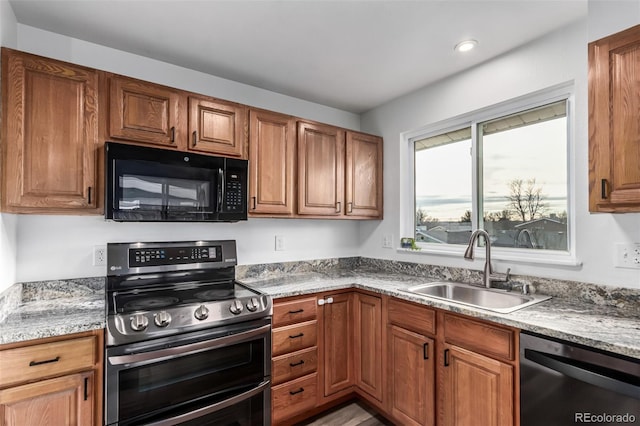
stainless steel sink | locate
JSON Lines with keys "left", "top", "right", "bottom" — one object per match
{"left": 402, "top": 281, "right": 551, "bottom": 313}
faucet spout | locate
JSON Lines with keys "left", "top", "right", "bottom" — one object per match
{"left": 464, "top": 229, "right": 508, "bottom": 288}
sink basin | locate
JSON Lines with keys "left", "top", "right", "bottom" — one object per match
{"left": 402, "top": 282, "right": 551, "bottom": 313}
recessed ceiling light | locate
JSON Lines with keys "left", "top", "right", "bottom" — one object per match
{"left": 454, "top": 39, "right": 478, "bottom": 53}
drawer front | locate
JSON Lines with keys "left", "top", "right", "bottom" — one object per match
{"left": 272, "top": 347, "right": 318, "bottom": 385}
{"left": 272, "top": 373, "right": 317, "bottom": 424}
{"left": 444, "top": 313, "right": 515, "bottom": 361}
{"left": 0, "top": 336, "right": 96, "bottom": 387}
{"left": 388, "top": 297, "right": 436, "bottom": 336}
{"left": 272, "top": 321, "right": 317, "bottom": 357}
{"left": 273, "top": 297, "right": 317, "bottom": 327}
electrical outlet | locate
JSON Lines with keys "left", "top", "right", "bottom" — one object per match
{"left": 93, "top": 245, "right": 106, "bottom": 266}
{"left": 382, "top": 234, "right": 394, "bottom": 249}
{"left": 275, "top": 235, "right": 285, "bottom": 251}
{"left": 614, "top": 243, "right": 640, "bottom": 269}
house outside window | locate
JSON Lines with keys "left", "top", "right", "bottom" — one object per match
{"left": 411, "top": 87, "right": 573, "bottom": 260}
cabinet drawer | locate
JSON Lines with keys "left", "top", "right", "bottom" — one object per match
{"left": 0, "top": 336, "right": 96, "bottom": 387}
{"left": 443, "top": 313, "right": 515, "bottom": 361}
{"left": 272, "top": 347, "right": 318, "bottom": 385}
{"left": 273, "top": 297, "right": 317, "bottom": 327}
{"left": 272, "top": 321, "right": 317, "bottom": 357}
{"left": 388, "top": 297, "right": 436, "bottom": 336}
{"left": 272, "top": 373, "right": 317, "bottom": 424}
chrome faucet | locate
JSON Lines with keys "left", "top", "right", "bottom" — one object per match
{"left": 464, "top": 229, "right": 510, "bottom": 288}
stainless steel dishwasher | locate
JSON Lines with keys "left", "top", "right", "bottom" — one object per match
{"left": 520, "top": 332, "right": 639, "bottom": 425}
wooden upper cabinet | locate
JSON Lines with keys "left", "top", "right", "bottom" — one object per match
{"left": 589, "top": 24, "right": 640, "bottom": 212}
{"left": 346, "top": 132, "right": 383, "bottom": 218}
{"left": 297, "top": 121, "right": 346, "bottom": 216}
{"left": 1, "top": 49, "right": 98, "bottom": 212}
{"left": 188, "top": 96, "right": 246, "bottom": 157}
{"left": 109, "top": 75, "right": 186, "bottom": 149}
{"left": 249, "top": 109, "right": 296, "bottom": 215}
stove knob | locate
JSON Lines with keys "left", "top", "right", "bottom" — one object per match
{"left": 154, "top": 311, "right": 172, "bottom": 327}
{"left": 229, "top": 299, "right": 244, "bottom": 315}
{"left": 246, "top": 297, "right": 260, "bottom": 312}
{"left": 130, "top": 314, "right": 149, "bottom": 331}
{"left": 194, "top": 304, "right": 209, "bottom": 321}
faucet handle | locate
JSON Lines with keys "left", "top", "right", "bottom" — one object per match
{"left": 489, "top": 267, "right": 511, "bottom": 284}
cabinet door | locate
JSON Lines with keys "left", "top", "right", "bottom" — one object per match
{"left": 249, "top": 110, "right": 296, "bottom": 215}
{"left": 2, "top": 49, "right": 98, "bottom": 211}
{"left": 441, "top": 344, "right": 514, "bottom": 426}
{"left": 354, "top": 293, "right": 383, "bottom": 402}
{"left": 297, "top": 122, "right": 345, "bottom": 215}
{"left": 323, "top": 293, "right": 354, "bottom": 396}
{"left": 188, "top": 96, "right": 246, "bottom": 157}
{"left": 589, "top": 24, "right": 640, "bottom": 212}
{"left": 388, "top": 325, "right": 435, "bottom": 426}
{"left": 109, "top": 76, "right": 186, "bottom": 148}
{"left": 346, "top": 132, "right": 383, "bottom": 218}
{"left": 0, "top": 372, "right": 94, "bottom": 426}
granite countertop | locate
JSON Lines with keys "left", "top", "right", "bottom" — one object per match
{"left": 0, "top": 264, "right": 638, "bottom": 361}
{"left": 241, "top": 269, "right": 640, "bottom": 359}
{"left": 0, "top": 279, "right": 105, "bottom": 346}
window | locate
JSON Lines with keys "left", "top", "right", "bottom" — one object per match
{"left": 412, "top": 94, "right": 571, "bottom": 257}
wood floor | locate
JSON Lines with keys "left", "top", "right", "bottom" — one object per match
{"left": 296, "top": 401, "right": 394, "bottom": 426}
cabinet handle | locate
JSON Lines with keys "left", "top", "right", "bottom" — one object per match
{"left": 288, "top": 309, "right": 304, "bottom": 314}
{"left": 444, "top": 349, "right": 450, "bottom": 367}
{"left": 170, "top": 126, "right": 175, "bottom": 143}
{"left": 87, "top": 187, "right": 92, "bottom": 204}
{"left": 289, "top": 333, "right": 304, "bottom": 339}
{"left": 251, "top": 196, "right": 257, "bottom": 210}
{"left": 29, "top": 356, "right": 60, "bottom": 366}
{"left": 423, "top": 342, "right": 429, "bottom": 360}
{"left": 192, "top": 130, "right": 197, "bottom": 147}
{"left": 335, "top": 201, "right": 341, "bottom": 213}
{"left": 289, "top": 359, "right": 305, "bottom": 367}
{"left": 289, "top": 387, "right": 305, "bottom": 395}
{"left": 347, "top": 202, "right": 353, "bottom": 213}
{"left": 601, "top": 178, "right": 608, "bottom": 199}
{"left": 84, "top": 377, "right": 89, "bottom": 401}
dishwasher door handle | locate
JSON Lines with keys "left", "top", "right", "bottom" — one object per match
{"left": 525, "top": 349, "right": 640, "bottom": 399}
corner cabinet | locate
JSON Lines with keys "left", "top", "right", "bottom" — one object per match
{"left": 589, "top": 24, "right": 640, "bottom": 212}
{"left": 0, "top": 330, "right": 103, "bottom": 426}
{"left": 297, "top": 121, "right": 383, "bottom": 219}
{"left": 1, "top": 48, "right": 99, "bottom": 213}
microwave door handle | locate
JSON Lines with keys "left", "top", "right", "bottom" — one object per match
{"left": 143, "top": 380, "right": 270, "bottom": 426}
{"left": 217, "top": 168, "right": 224, "bottom": 212}
{"left": 524, "top": 349, "right": 640, "bottom": 399}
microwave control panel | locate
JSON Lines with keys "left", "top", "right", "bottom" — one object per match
{"left": 224, "top": 171, "right": 245, "bottom": 212}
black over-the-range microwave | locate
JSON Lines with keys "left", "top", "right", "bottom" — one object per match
{"left": 105, "top": 142, "right": 248, "bottom": 222}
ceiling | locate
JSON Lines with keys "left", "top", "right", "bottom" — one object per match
{"left": 8, "top": 0, "right": 587, "bottom": 113}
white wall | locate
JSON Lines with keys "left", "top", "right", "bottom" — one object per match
{"left": 0, "top": 0, "right": 17, "bottom": 293}
{"left": 360, "top": 14, "right": 640, "bottom": 289}
{"left": 3, "top": 23, "right": 363, "bottom": 283}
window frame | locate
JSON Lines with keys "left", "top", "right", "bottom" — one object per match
{"left": 402, "top": 82, "right": 579, "bottom": 266}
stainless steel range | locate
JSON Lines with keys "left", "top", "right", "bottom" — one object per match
{"left": 104, "top": 240, "right": 272, "bottom": 426}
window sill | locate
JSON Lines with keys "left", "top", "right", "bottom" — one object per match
{"left": 396, "top": 246, "right": 583, "bottom": 267}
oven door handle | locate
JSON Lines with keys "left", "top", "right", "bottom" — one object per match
{"left": 108, "top": 324, "right": 271, "bottom": 366}
{"left": 144, "top": 380, "right": 270, "bottom": 426}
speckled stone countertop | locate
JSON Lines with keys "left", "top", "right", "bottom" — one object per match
{"left": 1, "top": 257, "right": 638, "bottom": 361}
{"left": 0, "top": 278, "right": 105, "bottom": 346}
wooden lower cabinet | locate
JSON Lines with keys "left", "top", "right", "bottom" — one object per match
{"left": 387, "top": 325, "right": 435, "bottom": 426}
{"left": 0, "top": 330, "right": 103, "bottom": 426}
{"left": 354, "top": 293, "right": 383, "bottom": 403}
{"left": 0, "top": 372, "right": 94, "bottom": 426}
{"left": 272, "top": 373, "right": 318, "bottom": 425}
{"left": 322, "top": 292, "right": 354, "bottom": 397}
{"left": 440, "top": 344, "right": 514, "bottom": 426}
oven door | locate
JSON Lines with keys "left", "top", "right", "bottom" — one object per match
{"left": 105, "top": 318, "right": 271, "bottom": 426}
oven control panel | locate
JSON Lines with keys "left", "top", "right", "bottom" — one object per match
{"left": 129, "top": 245, "right": 222, "bottom": 267}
